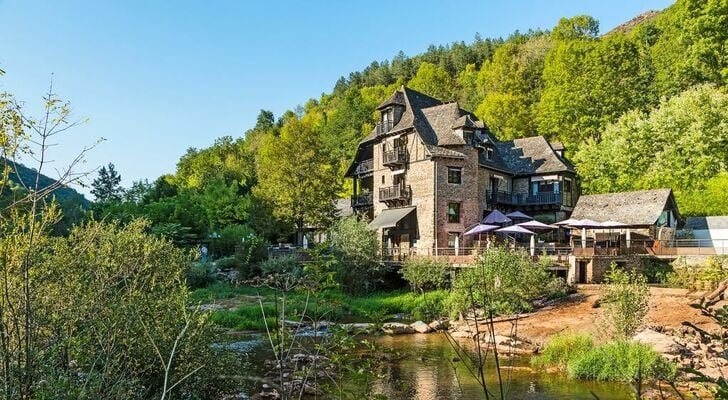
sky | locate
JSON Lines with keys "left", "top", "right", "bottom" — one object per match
{"left": 0, "top": 0, "right": 673, "bottom": 198}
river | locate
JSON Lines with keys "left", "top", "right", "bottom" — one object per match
{"left": 228, "top": 332, "right": 634, "bottom": 399}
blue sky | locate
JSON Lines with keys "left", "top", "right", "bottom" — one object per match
{"left": 0, "top": 0, "right": 673, "bottom": 197}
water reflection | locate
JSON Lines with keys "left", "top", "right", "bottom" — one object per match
{"left": 372, "top": 334, "right": 633, "bottom": 400}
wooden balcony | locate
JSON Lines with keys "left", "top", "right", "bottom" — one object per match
{"left": 351, "top": 192, "right": 373, "bottom": 208}
{"left": 382, "top": 147, "right": 408, "bottom": 166}
{"left": 354, "top": 158, "right": 373, "bottom": 176}
{"left": 486, "top": 190, "right": 563, "bottom": 206}
{"left": 379, "top": 185, "right": 411, "bottom": 203}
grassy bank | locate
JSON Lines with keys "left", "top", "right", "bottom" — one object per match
{"left": 190, "top": 282, "right": 448, "bottom": 331}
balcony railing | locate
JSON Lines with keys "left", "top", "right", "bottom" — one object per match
{"left": 351, "top": 192, "right": 373, "bottom": 208}
{"left": 382, "top": 147, "right": 408, "bottom": 166}
{"left": 376, "top": 120, "right": 394, "bottom": 135}
{"left": 486, "top": 190, "right": 563, "bottom": 206}
{"left": 379, "top": 185, "right": 411, "bottom": 202}
{"left": 354, "top": 158, "right": 373, "bottom": 176}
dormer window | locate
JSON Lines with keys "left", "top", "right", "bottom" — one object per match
{"left": 486, "top": 147, "right": 494, "bottom": 160}
{"left": 463, "top": 130, "right": 474, "bottom": 144}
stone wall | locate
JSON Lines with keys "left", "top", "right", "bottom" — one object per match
{"left": 434, "top": 146, "right": 480, "bottom": 248}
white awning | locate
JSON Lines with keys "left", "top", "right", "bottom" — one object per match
{"left": 391, "top": 169, "right": 406, "bottom": 176}
{"left": 531, "top": 175, "right": 559, "bottom": 182}
{"left": 369, "top": 206, "right": 416, "bottom": 230}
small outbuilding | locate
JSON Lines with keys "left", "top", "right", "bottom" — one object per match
{"left": 683, "top": 216, "right": 728, "bottom": 255}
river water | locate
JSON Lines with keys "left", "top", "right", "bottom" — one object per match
{"left": 229, "top": 332, "right": 633, "bottom": 399}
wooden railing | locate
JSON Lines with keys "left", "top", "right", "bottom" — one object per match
{"left": 486, "top": 190, "right": 563, "bottom": 206}
{"left": 354, "top": 158, "right": 373, "bottom": 176}
{"left": 350, "top": 192, "right": 373, "bottom": 208}
{"left": 382, "top": 147, "right": 407, "bottom": 166}
{"left": 379, "top": 185, "right": 411, "bottom": 202}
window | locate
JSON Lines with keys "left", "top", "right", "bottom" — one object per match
{"left": 447, "top": 167, "right": 462, "bottom": 184}
{"left": 486, "top": 147, "right": 494, "bottom": 160}
{"left": 447, "top": 233, "right": 460, "bottom": 248}
{"left": 447, "top": 202, "right": 460, "bottom": 223}
{"left": 381, "top": 175, "right": 385, "bottom": 185}
{"left": 564, "top": 178, "right": 572, "bottom": 192}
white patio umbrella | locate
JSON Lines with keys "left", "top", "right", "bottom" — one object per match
{"left": 496, "top": 225, "right": 536, "bottom": 254}
{"left": 553, "top": 217, "right": 582, "bottom": 226}
{"left": 568, "top": 219, "right": 602, "bottom": 249}
{"left": 600, "top": 220, "right": 629, "bottom": 248}
{"left": 517, "top": 220, "right": 554, "bottom": 231}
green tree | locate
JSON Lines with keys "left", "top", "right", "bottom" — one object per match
{"left": 600, "top": 266, "right": 650, "bottom": 340}
{"left": 254, "top": 116, "right": 339, "bottom": 244}
{"left": 551, "top": 15, "right": 600, "bottom": 41}
{"left": 328, "top": 216, "right": 384, "bottom": 294}
{"left": 407, "top": 62, "right": 455, "bottom": 100}
{"left": 91, "top": 162, "right": 123, "bottom": 202}
{"left": 574, "top": 84, "right": 728, "bottom": 215}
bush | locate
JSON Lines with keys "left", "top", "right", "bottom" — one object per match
{"left": 601, "top": 266, "right": 650, "bottom": 339}
{"left": 666, "top": 256, "right": 728, "bottom": 290}
{"left": 568, "top": 341, "right": 677, "bottom": 382}
{"left": 215, "top": 256, "right": 242, "bottom": 270}
{"left": 400, "top": 258, "right": 450, "bottom": 293}
{"left": 187, "top": 261, "right": 216, "bottom": 289}
{"left": 531, "top": 333, "right": 594, "bottom": 370}
{"left": 544, "top": 277, "right": 574, "bottom": 300}
{"left": 642, "top": 259, "right": 673, "bottom": 284}
{"left": 328, "top": 216, "right": 385, "bottom": 294}
{"left": 446, "top": 247, "right": 554, "bottom": 316}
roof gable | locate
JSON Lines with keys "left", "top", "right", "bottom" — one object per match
{"left": 571, "top": 188, "right": 678, "bottom": 226}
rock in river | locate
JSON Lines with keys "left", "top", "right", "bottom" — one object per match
{"left": 382, "top": 322, "right": 416, "bottom": 335}
{"left": 410, "top": 320, "right": 433, "bottom": 333}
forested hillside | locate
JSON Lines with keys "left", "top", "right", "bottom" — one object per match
{"left": 97, "top": 0, "right": 728, "bottom": 245}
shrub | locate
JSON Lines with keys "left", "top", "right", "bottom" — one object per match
{"left": 446, "top": 247, "right": 553, "bottom": 316}
{"left": 328, "top": 216, "right": 385, "bottom": 294}
{"left": 642, "top": 259, "right": 673, "bottom": 284}
{"left": 215, "top": 256, "right": 242, "bottom": 270}
{"left": 187, "top": 261, "right": 216, "bottom": 289}
{"left": 532, "top": 333, "right": 594, "bottom": 370}
{"left": 601, "top": 266, "right": 650, "bottom": 340}
{"left": 666, "top": 256, "right": 728, "bottom": 289}
{"left": 544, "top": 277, "right": 574, "bottom": 300}
{"left": 568, "top": 341, "right": 677, "bottom": 382}
{"left": 400, "top": 258, "right": 450, "bottom": 293}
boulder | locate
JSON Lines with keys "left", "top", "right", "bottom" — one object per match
{"left": 382, "top": 322, "right": 415, "bottom": 335}
{"left": 632, "top": 329, "right": 684, "bottom": 356}
{"left": 410, "top": 321, "right": 433, "bottom": 333}
{"left": 449, "top": 330, "right": 474, "bottom": 339}
{"left": 342, "top": 322, "right": 375, "bottom": 333}
{"left": 429, "top": 319, "right": 449, "bottom": 331}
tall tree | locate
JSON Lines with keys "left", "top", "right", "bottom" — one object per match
{"left": 91, "top": 163, "right": 123, "bottom": 202}
{"left": 407, "top": 62, "right": 455, "bottom": 100}
{"left": 254, "top": 116, "right": 339, "bottom": 244}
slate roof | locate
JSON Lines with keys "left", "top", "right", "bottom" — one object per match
{"left": 355, "top": 86, "right": 573, "bottom": 175}
{"left": 571, "top": 189, "right": 678, "bottom": 226}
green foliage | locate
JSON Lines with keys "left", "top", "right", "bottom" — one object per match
{"left": 407, "top": 62, "right": 454, "bottom": 100}
{"left": 531, "top": 333, "right": 595, "bottom": 370}
{"left": 90, "top": 162, "right": 123, "bottom": 202}
{"left": 447, "top": 247, "right": 554, "bottom": 316}
{"left": 575, "top": 84, "right": 728, "bottom": 216}
{"left": 667, "top": 256, "right": 728, "bottom": 290}
{"left": 186, "top": 261, "right": 216, "bottom": 289}
{"left": 551, "top": 15, "right": 600, "bottom": 41}
{"left": 568, "top": 341, "right": 677, "bottom": 382}
{"left": 601, "top": 266, "right": 651, "bottom": 340}
{"left": 328, "top": 216, "right": 385, "bottom": 294}
{"left": 400, "top": 258, "right": 449, "bottom": 293}
{"left": 254, "top": 115, "right": 339, "bottom": 241}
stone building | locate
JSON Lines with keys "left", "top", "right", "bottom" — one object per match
{"left": 344, "top": 86, "right": 578, "bottom": 253}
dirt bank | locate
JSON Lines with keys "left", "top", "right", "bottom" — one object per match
{"left": 488, "top": 285, "right": 721, "bottom": 347}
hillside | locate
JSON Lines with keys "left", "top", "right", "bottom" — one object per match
{"left": 5, "top": 160, "right": 90, "bottom": 207}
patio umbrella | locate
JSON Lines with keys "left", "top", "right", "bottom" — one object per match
{"left": 599, "top": 220, "right": 629, "bottom": 249}
{"left": 553, "top": 217, "right": 582, "bottom": 226}
{"left": 506, "top": 211, "right": 533, "bottom": 220}
{"left": 463, "top": 224, "right": 499, "bottom": 236}
{"left": 483, "top": 210, "right": 512, "bottom": 225}
{"left": 495, "top": 225, "right": 535, "bottom": 235}
{"left": 517, "top": 220, "right": 554, "bottom": 231}
{"left": 569, "top": 219, "right": 602, "bottom": 249}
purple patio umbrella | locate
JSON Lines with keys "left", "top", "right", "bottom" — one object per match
{"left": 463, "top": 224, "right": 499, "bottom": 236}
{"left": 483, "top": 210, "right": 512, "bottom": 225}
{"left": 506, "top": 211, "right": 533, "bottom": 220}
